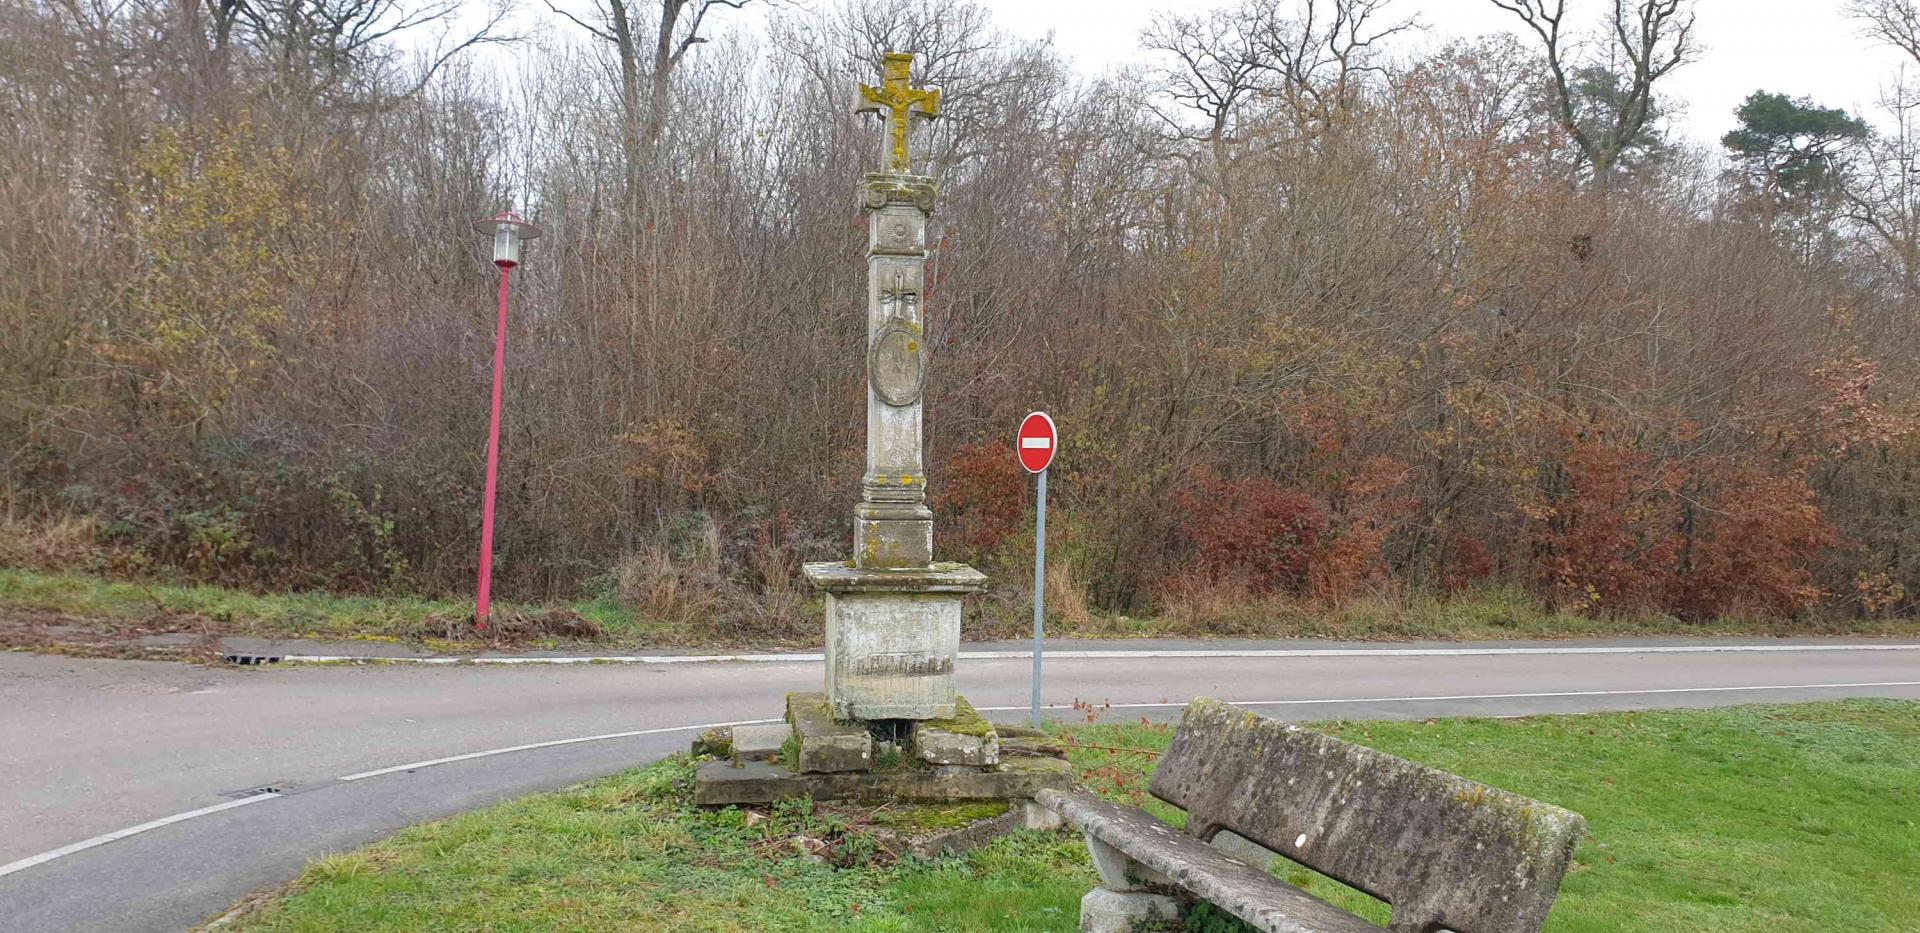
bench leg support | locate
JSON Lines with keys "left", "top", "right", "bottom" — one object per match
{"left": 1084, "top": 833, "right": 1170, "bottom": 890}
{"left": 1080, "top": 888, "right": 1179, "bottom": 933}
{"left": 1021, "top": 799, "right": 1064, "bottom": 832}
{"left": 1078, "top": 833, "right": 1178, "bottom": 932}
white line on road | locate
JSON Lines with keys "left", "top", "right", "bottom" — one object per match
{"left": 335, "top": 718, "right": 781, "bottom": 782}
{"left": 279, "top": 643, "right": 1920, "bottom": 666}
{"left": 9, "top": 679, "right": 1918, "bottom": 882}
{"left": 0, "top": 794, "right": 280, "bottom": 880}
{"left": 975, "top": 681, "right": 1920, "bottom": 712}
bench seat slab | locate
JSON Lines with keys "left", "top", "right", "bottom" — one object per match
{"left": 1040, "top": 789, "right": 1380, "bottom": 933}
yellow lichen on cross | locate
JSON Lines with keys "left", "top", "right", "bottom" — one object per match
{"left": 857, "top": 52, "right": 940, "bottom": 174}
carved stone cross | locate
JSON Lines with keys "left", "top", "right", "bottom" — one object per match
{"left": 857, "top": 52, "right": 940, "bottom": 174}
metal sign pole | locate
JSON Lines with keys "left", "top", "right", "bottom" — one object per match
{"left": 1031, "top": 466, "right": 1047, "bottom": 728}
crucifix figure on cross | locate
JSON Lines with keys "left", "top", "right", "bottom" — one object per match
{"left": 857, "top": 52, "right": 940, "bottom": 174}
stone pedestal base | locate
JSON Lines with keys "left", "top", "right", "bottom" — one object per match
{"left": 802, "top": 561, "right": 986, "bottom": 720}
{"left": 692, "top": 755, "right": 1071, "bottom": 806}
{"left": 692, "top": 692, "right": 1070, "bottom": 806}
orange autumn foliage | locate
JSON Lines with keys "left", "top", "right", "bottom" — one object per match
{"left": 933, "top": 442, "right": 1028, "bottom": 563}
{"left": 1669, "top": 465, "right": 1831, "bottom": 620}
{"left": 1527, "top": 429, "right": 1830, "bottom": 619}
{"left": 1175, "top": 471, "right": 1328, "bottom": 594}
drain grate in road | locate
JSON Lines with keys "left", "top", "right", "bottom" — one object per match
{"left": 219, "top": 783, "right": 288, "bottom": 800}
{"left": 221, "top": 653, "right": 283, "bottom": 666}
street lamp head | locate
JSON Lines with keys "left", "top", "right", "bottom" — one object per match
{"left": 472, "top": 211, "right": 543, "bottom": 269}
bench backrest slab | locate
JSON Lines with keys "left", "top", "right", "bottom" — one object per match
{"left": 1150, "top": 698, "right": 1586, "bottom": 933}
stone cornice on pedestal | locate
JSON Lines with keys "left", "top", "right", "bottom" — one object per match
{"left": 803, "top": 560, "right": 987, "bottom": 594}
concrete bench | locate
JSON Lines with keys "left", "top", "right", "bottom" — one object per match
{"left": 1038, "top": 697, "right": 1586, "bottom": 933}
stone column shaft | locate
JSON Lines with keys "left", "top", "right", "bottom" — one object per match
{"left": 854, "top": 173, "right": 937, "bottom": 570}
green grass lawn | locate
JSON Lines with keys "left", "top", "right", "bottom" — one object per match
{"left": 0, "top": 567, "right": 471, "bottom": 639}
{"left": 8, "top": 566, "right": 1920, "bottom": 653}
{"left": 217, "top": 700, "right": 1920, "bottom": 932}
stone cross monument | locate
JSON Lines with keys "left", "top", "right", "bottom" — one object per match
{"left": 802, "top": 52, "right": 987, "bottom": 722}
{"left": 695, "top": 52, "right": 1067, "bottom": 809}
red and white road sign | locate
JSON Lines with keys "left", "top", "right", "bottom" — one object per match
{"left": 1017, "top": 411, "right": 1057, "bottom": 473}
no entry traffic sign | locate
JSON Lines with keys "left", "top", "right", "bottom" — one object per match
{"left": 1017, "top": 411, "right": 1056, "bottom": 474}
{"left": 1017, "top": 410, "right": 1056, "bottom": 727}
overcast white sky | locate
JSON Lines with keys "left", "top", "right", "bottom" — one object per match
{"left": 967, "top": 0, "right": 1908, "bottom": 150}
{"left": 485, "top": 1, "right": 1912, "bottom": 152}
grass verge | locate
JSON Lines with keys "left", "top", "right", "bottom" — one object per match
{"left": 215, "top": 700, "right": 1920, "bottom": 932}
{"left": 7, "top": 567, "right": 1920, "bottom": 657}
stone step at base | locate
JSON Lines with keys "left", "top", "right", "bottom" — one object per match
{"left": 915, "top": 696, "right": 1000, "bottom": 766}
{"left": 788, "top": 692, "right": 874, "bottom": 773}
{"left": 729, "top": 723, "right": 793, "bottom": 766}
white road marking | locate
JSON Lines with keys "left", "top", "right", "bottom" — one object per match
{"left": 0, "top": 719, "right": 783, "bottom": 880}
{"left": 9, "top": 678, "right": 1918, "bottom": 881}
{"left": 336, "top": 718, "right": 781, "bottom": 782}
{"left": 278, "top": 643, "right": 1920, "bottom": 666}
{"left": 0, "top": 794, "right": 279, "bottom": 880}
{"left": 975, "top": 681, "right": 1920, "bottom": 712}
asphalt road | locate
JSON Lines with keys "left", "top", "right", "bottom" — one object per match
{"left": 1, "top": 638, "right": 1916, "bottom": 932}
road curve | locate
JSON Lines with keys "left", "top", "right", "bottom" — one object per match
{"left": 1, "top": 639, "right": 1915, "bottom": 932}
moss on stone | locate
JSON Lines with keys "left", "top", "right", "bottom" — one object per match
{"left": 691, "top": 726, "right": 732, "bottom": 759}
{"left": 999, "top": 735, "right": 1069, "bottom": 760}
{"left": 920, "top": 696, "right": 994, "bottom": 738}
{"left": 995, "top": 724, "right": 1047, "bottom": 739}
{"left": 992, "top": 753, "right": 1074, "bottom": 776}
{"left": 851, "top": 800, "right": 1011, "bottom": 834}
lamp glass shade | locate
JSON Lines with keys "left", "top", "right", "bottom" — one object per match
{"left": 492, "top": 227, "right": 520, "bottom": 266}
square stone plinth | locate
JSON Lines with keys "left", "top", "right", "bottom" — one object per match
{"left": 803, "top": 562, "right": 987, "bottom": 721}
{"left": 854, "top": 509, "right": 933, "bottom": 569}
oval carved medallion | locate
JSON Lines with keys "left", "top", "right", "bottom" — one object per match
{"left": 869, "top": 323, "right": 926, "bottom": 407}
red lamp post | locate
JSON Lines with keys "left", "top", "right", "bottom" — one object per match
{"left": 470, "top": 211, "right": 543, "bottom": 630}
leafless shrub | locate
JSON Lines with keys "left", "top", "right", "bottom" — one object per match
{"left": 3, "top": 0, "right": 1919, "bottom": 632}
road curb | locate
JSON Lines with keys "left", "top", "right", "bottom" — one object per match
{"left": 266, "top": 643, "right": 1920, "bottom": 666}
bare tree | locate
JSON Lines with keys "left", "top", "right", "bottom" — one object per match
{"left": 1140, "top": 3, "right": 1266, "bottom": 215}
{"left": 1249, "top": 0, "right": 1416, "bottom": 133}
{"left": 1487, "top": 0, "right": 1696, "bottom": 189}
{"left": 548, "top": 0, "right": 760, "bottom": 158}
{"left": 10, "top": 0, "right": 1920, "bottom": 627}
{"left": 1845, "top": 81, "right": 1920, "bottom": 299}
{"left": 220, "top": 0, "right": 514, "bottom": 97}
{"left": 1850, "top": 0, "right": 1920, "bottom": 60}
{"left": 1847, "top": 1, "right": 1920, "bottom": 298}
